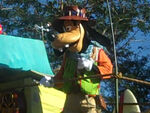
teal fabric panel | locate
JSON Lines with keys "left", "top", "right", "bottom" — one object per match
{"left": 0, "top": 35, "right": 54, "bottom": 76}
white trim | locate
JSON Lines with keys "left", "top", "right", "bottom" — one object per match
{"left": 69, "top": 10, "right": 71, "bottom": 16}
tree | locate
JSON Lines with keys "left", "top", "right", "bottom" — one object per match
{"left": 0, "top": 0, "right": 150, "bottom": 112}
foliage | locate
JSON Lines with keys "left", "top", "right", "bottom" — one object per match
{"left": 0, "top": 0, "right": 150, "bottom": 112}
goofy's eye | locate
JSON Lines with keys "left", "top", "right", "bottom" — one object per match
{"left": 65, "top": 26, "right": 72, "bottom": 31}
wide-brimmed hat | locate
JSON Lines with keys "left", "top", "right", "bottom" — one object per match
{"left": 52, "top": 6, "right": 88, "bottom": 32}
{"left": 58, "top": 5, "right": 88, "bottom": 21}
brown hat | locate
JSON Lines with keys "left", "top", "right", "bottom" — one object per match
{"left": 58, "top": 5, "right": 88, "bottom": 21}
{"left": 52, "top": 6, "right": 88, "bottom": 32}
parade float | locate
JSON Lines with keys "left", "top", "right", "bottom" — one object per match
{"left": 0, "top": 35, "right": 66, "bottom": 113}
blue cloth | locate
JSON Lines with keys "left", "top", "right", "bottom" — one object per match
{"left": 66, "top": 40, "right": 109, "bottom": 60}
{"left": 0, "top": 35, "right": 54, "bottom": 76}
{"left": 80, "top": 40, "right": 109, "bottom": 59}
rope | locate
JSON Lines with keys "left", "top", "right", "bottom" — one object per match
{"left": 120, "top": 76, "right": 150, "bottom": 86}
{"left": 55, "top": 73, "right": 150, "bottom": 86}
{"left": 114, "top": 72, "right": 150, "bottom": 86}
{"left": 107, "top": 102, "right": 150, "bottom": 106}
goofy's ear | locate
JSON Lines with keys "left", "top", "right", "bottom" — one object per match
{"left": 52, "top": 20, "right": 64, "bottom": 33}
{"left": 95, "top": 33, "right": 112, "bottom": 50}
{"left": 81, "top": 21, "right": 112, "bottom": 50}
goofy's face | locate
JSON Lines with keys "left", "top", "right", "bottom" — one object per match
{"left": 51, "top": 20, "right": 85, "bottom": 52}
{"left": 63, "top": 20, "right": 78, "bottom": 32}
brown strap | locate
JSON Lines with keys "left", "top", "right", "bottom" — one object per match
{"left": 95, "top": 95, "right": 107, "bottom": 110}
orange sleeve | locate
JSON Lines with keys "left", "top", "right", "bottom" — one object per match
{"left": 97, "top": 49, "right": 113, "bottom": 79}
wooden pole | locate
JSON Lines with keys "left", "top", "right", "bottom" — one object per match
{"left": 106, "top": 0, "right": 119, "bottom": 112}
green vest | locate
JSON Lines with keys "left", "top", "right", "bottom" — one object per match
{"left": 78, "top": 70, "right": 100, "bottom": 95}
{"left": 63, "top": 57, "right": 78, "bottom": 93}
{"left": 63, "top": 56, "right": 100, "bottom": 95}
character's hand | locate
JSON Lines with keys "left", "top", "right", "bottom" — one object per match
{"left": 39, "top": 76, "right": 54, "bottom": 87}
{"left": 34, "top": 23, "right": 58, "bottom": 42}
{"left": 77, "top": 57, "right": 94, "bottom": 71}
{"left": 44, "top": 23, "right": 58, "bottom": 42}
{"left": 46, "top": 28, "right": 58, "bottom": 42}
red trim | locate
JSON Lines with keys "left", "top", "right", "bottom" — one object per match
{"left": 88, "top": 94, "right": 96, "bottom": 97}
{"left": 98, "top": 49, "right": 102, "bottom": 65}
{"left": 79, "top": 79, "right": 82, "bottom": 87}
{"left": 97, "top": 84, "right": 100, "bottom": 89}
{"left": 0, "top": 24, "right": 2, "bottom": 34}
{"left": 119, "top": 92, "right": 124, "bottom": 113}
{"left": 101, "top": 75, "right": 112, "bottom": 79}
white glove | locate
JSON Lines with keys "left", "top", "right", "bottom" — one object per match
{"left": 77, "top": 57, "right": 94, "bottom": 71}
{"left": 39, "top": 76, "right": 54, "bottom": 87}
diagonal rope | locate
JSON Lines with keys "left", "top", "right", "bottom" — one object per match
{"left": 54, "top": 73, "right": 150, "bottom": 86}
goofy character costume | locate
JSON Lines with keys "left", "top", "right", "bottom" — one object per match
{"left": 50, "top": 6, "right": 113, "bottom": 113}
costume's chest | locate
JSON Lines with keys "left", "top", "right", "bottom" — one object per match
{"left": 67, "top": 41, "right": 107, "bottom": 62}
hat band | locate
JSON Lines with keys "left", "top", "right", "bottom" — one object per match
{"left": 65, "top": 10, "right": 85, "bottom": 18}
